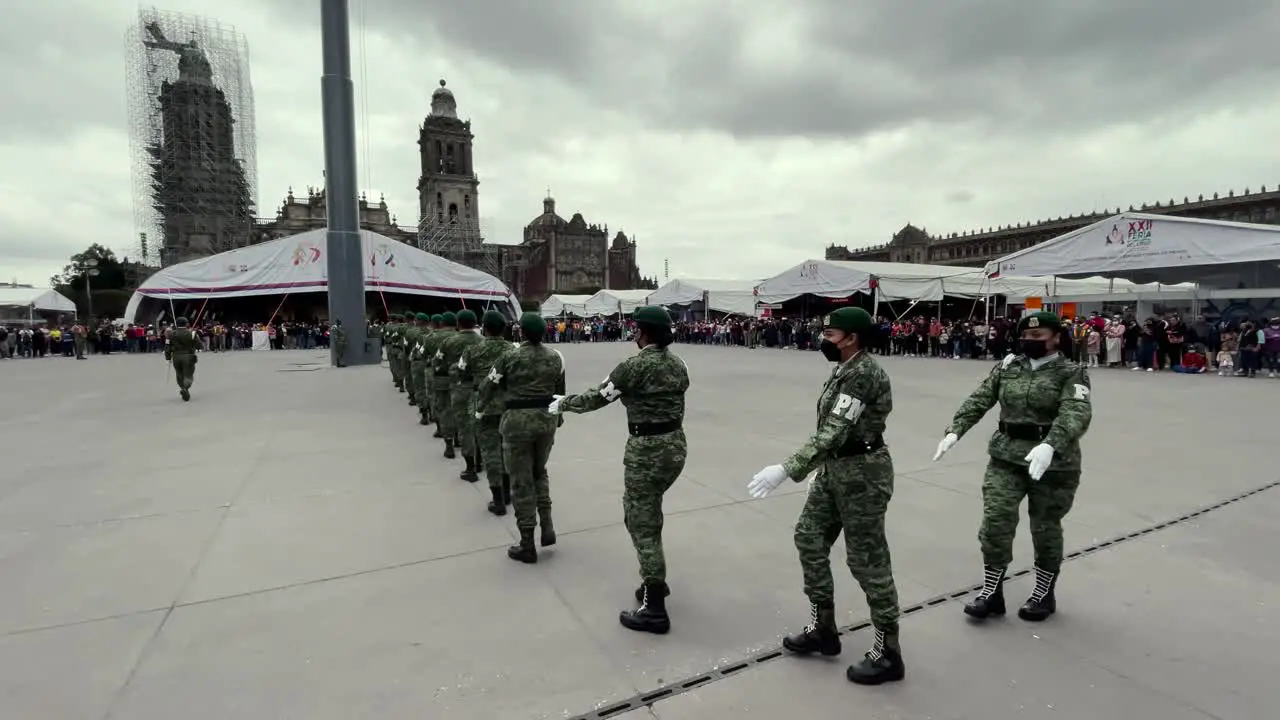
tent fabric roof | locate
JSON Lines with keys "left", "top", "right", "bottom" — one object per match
{"left": 0, "top": 287, "right": 77, "bottom": 314}
{"left": 646, "top": 278, "right": 760, "bottom": 316}
{"left": 754, "top": 259, "right": 1191, "bottom": 305}
{"left": 583, "top": 289, "right": 653, "bottom": 316}
{"left": 539, "top": 294, "right": 592, "bottom": 317}
{"left": 985, "top": 212, "right": 1280, "bottom": 287}
{"left": 123, "top": 228, "right": 520, "bottom": 323}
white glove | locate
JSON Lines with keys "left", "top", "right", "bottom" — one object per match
{"left": 1025, "top": 443, "right": 1055, "bottom": 481}
{"left": 1001, "top": 353, "right": 1017, "bottom": 368}
{"left": 473, "top": 411, "right": 483, "bottom": 419}
{"left": 748, "top": 464, "right": 789, "bottom": 499}
{"left": 547, "top": 394, "right": 565, "bottom": 415}
{"left": 932, "top": 433, "right": 959, "bottom": 461}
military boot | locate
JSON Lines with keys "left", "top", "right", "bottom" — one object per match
{"left": 846, "top": 628, "right": 905, "bottom": 685}
{"left": 1017, "top": 567, "right": 1058, "bottom": 622}
{"left": 443, "top": 438, "right": 456, "bottom": 459}
{"left": 460, "top": 455, "right": 479, "bottom": 482}
{"left": 782, "top": 602, "right": 842, "bottom": 656}
{"left": 474, "top": 454, "right": 483, "bottom": 473}
{"left": 418, "top": 412, "right": 429, "bottom": 426}
{"left": 408, "top": 396, "right": 417, "bottom": 406}
{"left": 539, "top": 512, "right": 556, "bottom": 547}
{"left": 963, "top": 565, "right": 1007, "bottom": 620}
{"left": 487, "top": 487, "right": 506, "bottom": 516}
{"left": 507, "top": 528, "right": 537, "bottom": 564}
{"left": 180, "top": 388, "right": 190, "bottom": 402}
{"left": 635, "top": 582, "right": 671, "bottom": 603}
{"left": 432, "top": 426, "right": 443, "bottom": 438}
{"left": 501, "top": 475, "right": 512, "bottom": 505}
{"left": 620, "top": 583, "right": 670, "bottom": 635}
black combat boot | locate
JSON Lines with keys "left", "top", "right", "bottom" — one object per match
{"left": 507, "top": 528, "right": 537, "bottom": 563}
{"left": 180, "top": 388, "right": 190, "bottom": 402}
{"left": 487, "top": 487, "right": 506, "bottom": 516}
{"left": 460, "top": 455, "right": 479, "bottom": 482}
{"left": 635, "top": 582, "right": 671, "bottom": 602}
{"left": 782, "top": 602, "right": 842, "bottom": 656}
{"left": 432, "top": 426, "right": 443, "bottom": 438}
{"left": 443, "top": 438, "right": 456, "bottom": 459}
{"left": 539, "top": 512, "right": 556, "bottom": 547}
{"left": 408, "top": 396, "right": 416, "bottom": 406}
{"left": 846, "top": 628, "right": 905, "bottom": 685}
{"left": 501, "top": 475, "right": 512, "bottom": 505}
{"left": 620, "top": 583, "right": 671, "bottom": 635}
{"left": 474, "top": 454, "right": 483, "bottom": 473}
{"left": 418, "top": 413, "right": 429, "bottom": 426}
{"left": 1017, "top": 567, "right": 1058, "bottom": 622}
{"left": 963, "top": 565, "right": 1007, "bottom": 620}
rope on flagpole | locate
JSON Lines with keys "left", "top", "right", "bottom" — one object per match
{"left": 190, "top": 297, "right": 210, "bottom": 327}
{"left": 369, "top": 242, "right": 390, "bottom": 317}
{"left": 266, "top": 293, "right": 290, "bottom": 327}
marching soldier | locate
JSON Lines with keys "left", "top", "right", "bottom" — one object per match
{"left": 410, "top": 313, "right": 434, "bottom": 425}
{"left": 445, "top": 309, "right": 484, "bottom": 481}
{"left": 403, "top": 314, "right": 424, "bottom": 407}
{"left": 331, "top": 318, "right": 348, "bottom": 367}
{"left": 165, "top": 316, "right": 200, "bottom": 402}
{"left": 933, "top": 310, "right": 1092, "bottom": 624}
{"left": 420, "top": 314, "right": 447, "bottom": 435}
{"left": 386, "top": 314, "right": 406, "bottom": 391}
{"left": 430, "top": 312, "right": 459, "bottom": 457}
{"left": 467, "top": 311, "right": 517, "bottom": 514}
{"left": 485, "top": 312, "right": 564, "bottom": 562}
{"left": 747, "top": 307, "right": 905, "bottom": 685}
{"left": 551, "top": 305, "right": 688, "bottom": 635}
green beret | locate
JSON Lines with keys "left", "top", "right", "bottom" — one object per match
{"left": 632, "top": 305, "right": 671, "bottom": 326}
{"left": 441, "top": 311, "right": 457, "bottom": 326}
{"left": 430, "top": 314, "right": 444, "bottom": 324}
{"left": 415, "top": 312, "right": 429, "bottom": 321}
{"left": 456, "top": 309, "right": 477, "bottom": 328}
{"left": 519, "top": 311, "right": 545, "bottom": 337}
{"left": 1017, "top": 311, "right": 1061, "bottom": 334}
{"left": 823, "top": 307, "right": 873, "bottom": 335}
{"left": 482, "top": 310, "right": 506, "bottom": 330}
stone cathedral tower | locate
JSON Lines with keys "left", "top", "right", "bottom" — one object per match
{"left": 416, "top": 79, "right": 483, "bottom": 254}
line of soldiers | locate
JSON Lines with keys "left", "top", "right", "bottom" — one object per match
{"left": 381, "top": 305, "right": 692, "bottom": 636}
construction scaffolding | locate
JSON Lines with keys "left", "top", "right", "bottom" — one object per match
{"left": 125, "top": 7, "right": 257, "bottom": 267}
{"left": 417, "top": 213, "right": 504, "bottom": 280}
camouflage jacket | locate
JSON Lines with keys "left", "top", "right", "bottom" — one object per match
{"left": 384, "top": 323, "right": 402, "bottom": 353}
{"left": 409, "top": 327, "right": 432, "bottom": 361}
{"left": 464, "top": 336, "right": 516, "bottom": 416}
{"left": 428, "top": 329, "right": 456, "bottom": 376}
{"left": 782, "top": 351, "right": 892, "bottom": 480}
{"left": 166, "top": 328, "right": 199, "bottom": 359}
{"left": 946, "top": 354, "right": 1092, "bottom": 470}
{"left": 403, "top": 326, "right": 421, "bottom": 360}
{"left": 482, "top": 341, "right": 566, "bottom": 438}
{"left": 446, "top": 330, "right": 484, "bottom": 387}
{"left": 560, "top": 345, "right": 689, "bottom": 425}
{"left": 332, "top": 325, "right": 347, "bottom": 346}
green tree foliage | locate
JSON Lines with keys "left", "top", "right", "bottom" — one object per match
{"left": 51, "top": 244, "right": 131, "bottom": 319}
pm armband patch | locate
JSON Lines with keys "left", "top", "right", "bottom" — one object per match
{"left": 599, "top": 378, "right": 622, "bottom": 402}
{"left": 1073, "top": 384, "right": 1090, "bottom": 400}
{"left": 830, "top": 393, "right": 865, "bottom": 421}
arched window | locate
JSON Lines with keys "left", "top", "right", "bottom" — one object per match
{"left": 464, "top": 195, "right": 471, "bottom": 217}
{"left": 448, "top": 203, "right": 458, "bottom": 223}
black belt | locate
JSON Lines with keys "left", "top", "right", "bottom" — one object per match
{"left": 833, "top": 434, "right": 885, "bottom": 458}
{"left": 998, "top": 421, "right": 1051, "bottom": 441}
{"left": 506, "top": 396, "right": 554, "bottom": 410}
{"left": 628, "top": 419, "right": 682, "bottom": 437}
{"left": 434, "top": 371, "right": 449, "bottom": 377}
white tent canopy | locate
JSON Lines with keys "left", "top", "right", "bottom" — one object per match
{"left": 583, "top": 289, "right": 653, "bottom": 316}
{"left": 985, "top": 212, "right": 1280, "bottom": 289}
{"left": 754, "top": 259, "right": 1187, "bottom": 305}
{"left": 123, "top": 228, "right": 520, "bottom": 323}
{"left": 539, "top": 294, "right": 592, "bottom": 317}
{"left": 0, "top": 287, "right": 77, "bottom": 314}
{"left": 646, "top": 278, "right": 760, "bottom": 316}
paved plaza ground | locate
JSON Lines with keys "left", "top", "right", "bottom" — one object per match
{"left": 0, "top": 342, "right": 1276, "bottom": 720}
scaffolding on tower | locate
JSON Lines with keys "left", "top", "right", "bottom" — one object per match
{"left": 124, "top": 7, "right": 257, "bottom": 268}
{"left": 416, "top": 213, "right": 504, "bottom": 280}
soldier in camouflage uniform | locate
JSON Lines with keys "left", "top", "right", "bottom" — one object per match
{"left": 484, "top": 312, "right": 565, "bottom": 563}
{"left": 467, "top": 311, "right": 517, "bottom": 515}
{"left": 403, "top": 315, "right": 424, "bottom": 407}
{"left": 552, "top": 305, "right": 688, "bottom": 635}
{"left": 421, "top": 314, "right": 446, "bottom": 436}
{"left": 331, "top": 319, "right": 348, "bottom": 367}
{"left": 407, "top": 313, "right": 430, "bottom": 418}
{"left": 443, "top": 310, "right": 484, "bottom": 478}
{"left": 747, "top": 307, "right": 904, "bottom": 685}
{"left": 165, "top": 316, "right": 200, "bottom": 402}
{"left": 934, "top": 310, "right": 1092, "bottom": 624}
{"left": 431, "top": 312, "right": 459, "bottom": 458}
{"left": 386, "top": 314, "right": 406, "bottom": 391}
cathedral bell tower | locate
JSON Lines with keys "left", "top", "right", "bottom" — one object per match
{"left": 416, "top": 79, "right": 482, "bottom": 254}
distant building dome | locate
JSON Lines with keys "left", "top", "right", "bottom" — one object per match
{"left": 430, "top": 79, "right": 457, "bottom": 119}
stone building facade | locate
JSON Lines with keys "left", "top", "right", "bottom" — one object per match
{"left": 827, "top": 186, "right": 1280, "bottom": 267}
{"left": 253, "top": 187, "right": 416, "bottom": 244}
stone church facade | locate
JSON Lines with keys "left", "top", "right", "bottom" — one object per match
{"left": 827, "top": 187, "right": 1280, "bottom": 268}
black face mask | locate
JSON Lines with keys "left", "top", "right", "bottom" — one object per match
{"left": 1020, "top": 339, "right": 1049, "bottom": 359}
{"left": 820, "top": 339, "right": 843, "bottom": 362}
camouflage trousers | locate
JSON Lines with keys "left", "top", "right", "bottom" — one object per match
{"left": 420, "top": 371, "right": 434, "bottom": 422}
{"left": 171, "top": 356, "right": 196, "bottom": 391}
{"left": 476, "top": 416, "right": 505, "bottom": 488}
{"left": 389, "top": 349, "right": 404, "bottom": 387}
{"left": 333, "top": 341, "right": 347, "bottom": 366}
{"left": 979, "top": 457, "right": 1080, "bottom": 573}
{"left": 432, "top": 379, "right": 453, "bottom": 437}
{"left": 624, "top": 431, "right": 688, "bottom": 584}
{"left": 408, "top": 359, "right": 425, "bottom": 407}
{"left": 451, "top": 387, "right": 476, "bottom": 455}
{"left": 794, "top": 450, "right": 901, "bottom": 633}
{"left": 504, "top": 431, "right": 555, "bottom": 531}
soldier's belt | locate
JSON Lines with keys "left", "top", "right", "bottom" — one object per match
{"left": 434, "top": 371, "right": 449, "bottom": 377}
{"left": 628, "top": 419, "right": 682, "bottom": 437}
{"left": 998, "top": 421, "right": 1051, "bottom": 441}
{"left": 833, "top": 434, "right": 885, "bottom": 458}
{"left": 506, "top": 396, "right": 554, "bottom": 410}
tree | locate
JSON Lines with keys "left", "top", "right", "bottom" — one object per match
{"left": 51, "top": 244, "right": 128, "bottom": 291}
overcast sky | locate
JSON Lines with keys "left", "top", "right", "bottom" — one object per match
{"left": 4, "top": 0, "right": 1280, "bottom": 288}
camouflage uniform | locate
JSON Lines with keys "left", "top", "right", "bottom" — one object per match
{"left": 430, "top": 313, "right": 459, "bottom": 457}
{"left": 444, "top": 310, "right": 484, "bottom": 477}
{"left": 403, "top": 320, "right": 423, "bottom": 407}
{"left": 761, "top": 307, "right": 903, "bottom": 685}
{"left": 165, "top": 318, "right": 200, "bottom": 402}
{"left": 410, "top": 314, "right": 434, "bottom": 424}
{"left": 420, "top": 315, "right": 447, "bottom": 434}
{"left": 558, "top": 305, "right": 688, "bottom": 635}
{"left": 465, "top": 311, "right": 516, "bottom": 514}
{"left": 944, "top": 310, "right": 1092, "bottom": 624}
{"left": 386, "top": 316, "right": 405, "bottom": 391}
{"left": 331, "top": 320, "right": 347, "bottom": 367}
{"left": 483, "top": 312, "right": 565, "bottom": 561}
